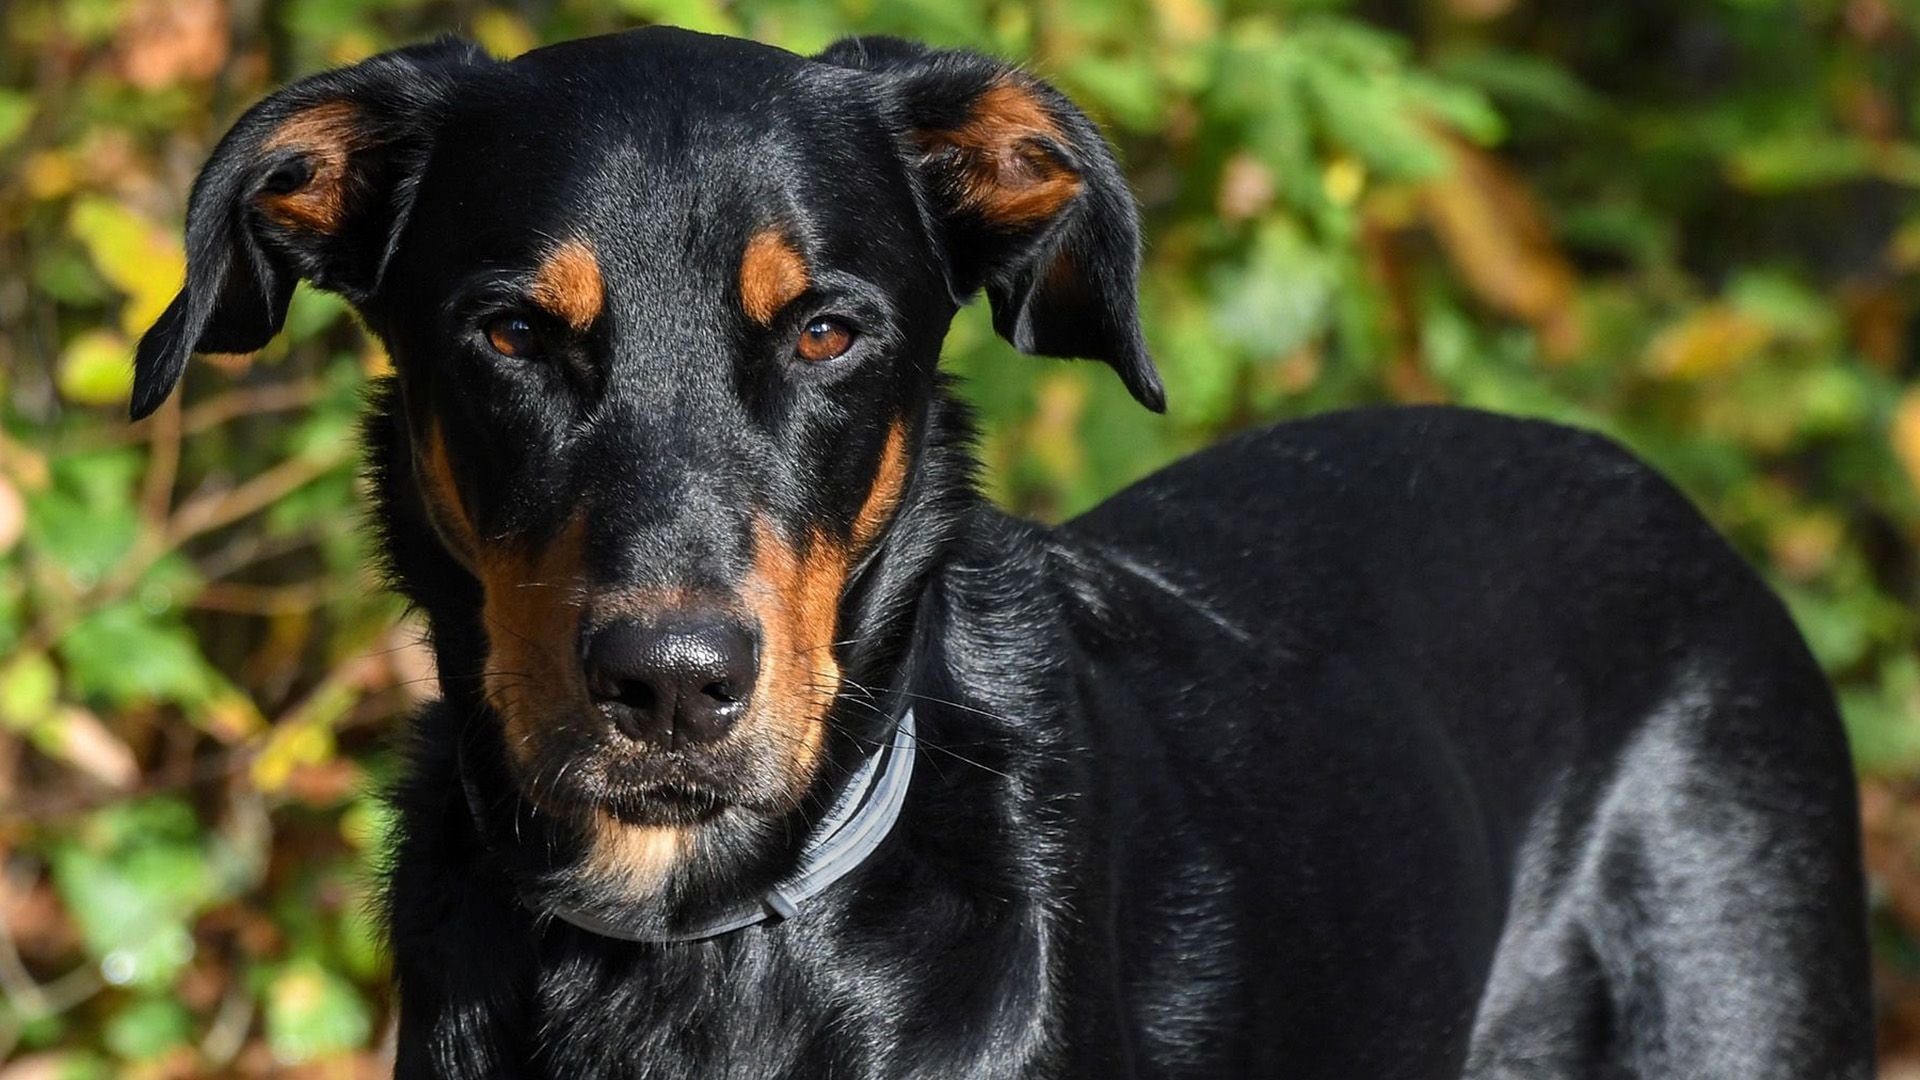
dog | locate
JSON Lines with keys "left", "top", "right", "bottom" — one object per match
{"left": 129, "top": 26, "right": 1874, "bottom": 1079}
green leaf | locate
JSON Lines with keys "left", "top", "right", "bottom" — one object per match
{"left": 1061, "top": 55, "right": 1164, "bottom": 132}
{"left": 1727, "top": 132, "right": 1876, "bottom": 192}
{"left": 1208, "top": 219, "right": 1338, "bottom": 359}
{"left": 0, "top": 651, "right": 60, "bottom": 730}
{"left": 1432, "top": 50, "right": 1601, "bottom": 121}
{"left": 58, "top": 330, "right": 135, "bottom": 406}
{"left": 103, "top": 995, "right": 194, "bottom": 1062}
{"left": 615, "top": 0, "right": 741, "bottom": 35}
{"left": 58, "top": 603, "right": 219, "bottom": 708}
{"left": 49, "top": 799, "right": 228, "bottom": 989}
{"left": 25, "top": 449, "right": 142, "bottom": 583}
{"left": 266, "top": 960, "right": 373, "bottom": 1065}
{"left": 1303, "top": 62, "right": 1448, "bottom": 179}
{"left": 0, "top": 90, "right": 34, "bottom": 152}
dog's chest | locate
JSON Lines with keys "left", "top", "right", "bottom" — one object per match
{"left": 525, "top": 939, "right": 873, "bottom": 1079}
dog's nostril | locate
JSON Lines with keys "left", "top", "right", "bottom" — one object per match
{"left": 615, "top": 682, "right": 659, "bottom": 713}
{"left": 583, "top": 614, "right": 758, "bottom": 749}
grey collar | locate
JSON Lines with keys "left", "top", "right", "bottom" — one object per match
{"left": 547, "top": 709, "right": 918, "bottom": 943}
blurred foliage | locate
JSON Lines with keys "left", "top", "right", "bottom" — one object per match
{"left": 2, "top": 0, "right": 1920, "bottom": 1074}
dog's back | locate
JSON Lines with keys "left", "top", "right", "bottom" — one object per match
{"left": 1055, "top": 405, "right": 1871, "bottom": 1077}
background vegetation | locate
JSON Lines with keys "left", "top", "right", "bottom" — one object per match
{"left": 3, "top": 0, "right": 1919, "bottom": 1074}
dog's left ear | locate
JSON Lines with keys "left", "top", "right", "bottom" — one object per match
{"left": 820, "top": 38, "right": 1164, "bottom": 412}
{"left": 130, "top": 39, "right": 490, "bottom": 420}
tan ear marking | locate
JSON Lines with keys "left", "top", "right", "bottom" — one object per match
{"left": 915, "top": 78, "right": 1085, "bottom": 227}
{"left": 530, "top": 239, "right": 605, "bottom": 331}
{"left": 739, "top": 229, "right": 810, "bottom": 325}
{"left": 257, "top": 102, "right": 366, "bottom": 233}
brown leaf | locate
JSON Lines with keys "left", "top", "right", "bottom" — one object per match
{"left": 0, "top": 475, "right": 22, "bottom": 556}
{"left": 1421, "top": 133, "right": 1582, "bottom": 359}
{"left": 1217, "top": 153, "right": 1274, "bottom": 223}
{"left": 51, "top": 705, "right": 139, "bottom": 788}
{"left": 115, "top": 0, "right": 229, "bottom": 92}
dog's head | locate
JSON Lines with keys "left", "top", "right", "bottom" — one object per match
{"left": 133, "top": 28, "right": 1158, "bottom": 895}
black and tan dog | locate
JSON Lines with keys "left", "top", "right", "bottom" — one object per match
{"left": 130, "top": 26, "right": 1873, "bottom": 1079}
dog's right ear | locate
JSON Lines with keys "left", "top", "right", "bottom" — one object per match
{"left": 817, "top": 36, "right": 1164, "bottom": 412}
{"left": 131, "top": 39, "right": 490, "bottom": 420}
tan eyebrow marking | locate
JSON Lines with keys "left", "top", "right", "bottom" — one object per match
{"left": 739, "top": 229, "right": 810, "bottom": 325}
{"left": 529, "top": 239, "right": 605, "bottom": 331}
{"left": 256, "top": 102, "right": 366, "bottom": 233}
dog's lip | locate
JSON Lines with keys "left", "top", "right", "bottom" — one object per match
{"left": 598, "top": 780, "right": 731, "bottom": 825}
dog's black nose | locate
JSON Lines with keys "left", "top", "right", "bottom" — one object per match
{"left": 584, "top": 615, "right": 757, "bottom": 748}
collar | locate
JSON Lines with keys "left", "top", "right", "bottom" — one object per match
{"left": 545, "top": 708, "right": 918, "bottom": 943}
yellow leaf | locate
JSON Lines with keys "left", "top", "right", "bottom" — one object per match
{"left": 327, "top": 31, "right": 380, "bottom": 66}
{"left": 1028, "top": 372, "right": 1087, "bottom": 487}
{"left": 58, "top": 329, "right": 134, "bottom": 405}
{"left": 1322, "top": 155, "right": 1367, "bottom": 207}
{"left": 270, "top": 966, "right": 326, "bottom": 1015}
{"left": 67, "top": 197, "right": 186, "bottom": 335}
{"left": 196, "top": 691, "right": 267, "bottom": 744}
{"left": 1646, "top": 305, "right": 1773, "bottom": 380}
{"left": 1151, "top": 0, "right": 1217, "bottom": 43}
{"left": 22, "top": 150, "right": 76, "bottom": 200}
{"left": 1893, "top": 388, "right": 1920, "bottom": 496}
{"left": 473, "top": 9, "right": 538, "bottom": 59}
{"left": 251, "top": 719, "right": 335, "bottom": 794}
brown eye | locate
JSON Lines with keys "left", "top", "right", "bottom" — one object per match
{"left": 796, "top": 317, "right": 855, "bottom": 363}
{"left": 485, "top": 314, "right": 540, "bottom": 358}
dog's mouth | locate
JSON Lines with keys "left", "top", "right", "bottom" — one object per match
{"left": 509, "top": 727, "right": 810, "bottom": 832}
{"left": 598, "top": 779, "right": 729, "bottom": 827}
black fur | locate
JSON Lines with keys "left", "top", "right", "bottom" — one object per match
{"left": 135, "top": 27, "right": 1872, "bottom": 1079}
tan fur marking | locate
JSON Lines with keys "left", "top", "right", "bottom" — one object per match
{"left": 467, "top": 511, "right": 693, "bottom": 894}
{"left": 743, "top": 519, "right": 846, "bottom": 792}
{"left": 530, "top": 240, "right": 605, "bottom": 331}
{"left": 916, "top": 79, "right": 1085, "bottom": 226}
{"left": 479, "top": 516, "right": 589, "bottom": 771}
{"left": 739, "top": 230, "right": 809, "bottom": 325}
{"left": 587, "top": 817, "right": 690, "bottom": 894}
{"left": 257, "top": 102, "right": 366, "bottom": 232}
{"left": 852, "top": 421, "right": 910, "bottom": 551}
{"left": 416, "top": 423, "right": 479, "bottom": 568}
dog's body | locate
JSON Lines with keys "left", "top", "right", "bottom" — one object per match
{"left": 132, "top": 27, "right": 1871, "bottom": 1079}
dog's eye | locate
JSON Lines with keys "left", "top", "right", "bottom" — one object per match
{"left": 484, "top": 314, "right": 542, "bottom": 359}
{"left": 796, "top": 317, "right": 855, "bottom": 363}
